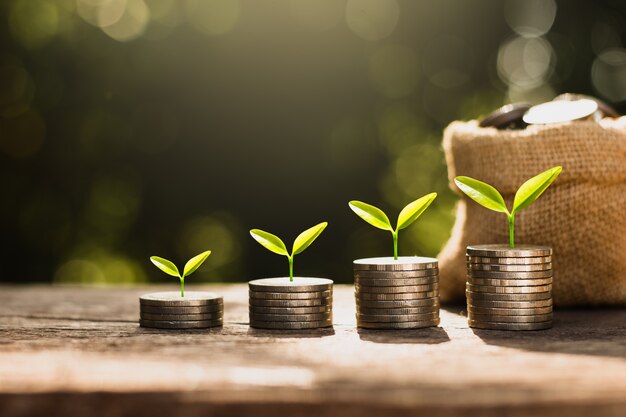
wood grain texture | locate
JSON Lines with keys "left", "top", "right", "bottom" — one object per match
{"left": 1, "top": 284, "right": 625, "bottom": 417}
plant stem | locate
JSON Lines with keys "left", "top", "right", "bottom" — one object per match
{"left": 392, "top": 231, "right": 398, "bottom": 260}
{"left": 508, "top": 215, "right": 515, "bottom": 249}
{"left": 288, "top": 256, "right": 294, "bottom": 282}
{"left": 180, "top": 276, "right": 185, "bottom": 297}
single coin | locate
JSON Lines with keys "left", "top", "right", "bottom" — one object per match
{"left": 356, "top": 306, "right": 440, "bottom": 315}
{"left": 139, "top": 304, "right": 223, "bottom": 314}
{"left": 466, "top": 283, "right": 552, "bottom": 294}
{"left": 140, "top": 312, "right": 223, "bottom": 321}
{"left": 249, "top": 297, "right": 332, "bottom": 307}
{"left": 139, "top": 292, "right": 223, "bottom": 307}
{"left": 357, "top": 290, "right": 439, "bottom": 301}
{"left": 467, "top": 263, "right": 552, "bottom": 272}
{"left": 249, "top": 290, "right": 331, "bottom": 300}
{"left": 355, "top": 283, "right": 439, "bottom": 294}
{"left": 466, "top": 299, "right": 553, "bottom": 309}
{"left": 353, "top": 257, "right": 438, "bottom": 271}
{"left": 354, "top": 276, "right": 438, "bottom": 287}
{"left": 139, "top": 318, "right": 223, "bottom": 329}
{"left": 479, "top": 102, "right": 531, "bottom": 129}
{"left": 356, "top": 312, "right": 439, "bottom": 323}
{"left": 249, "top": 319, "right": 332, "bottom": 330}
{"left": 467, "top": 270, "right": 553, "bottom": 279}
{"left": 356, "top": 298, "right": 439, "bottom": 308}
{"left": 467, "top": 306, "right": 553, "bottom": 316}
{"left": 468, "top": 320, "right": 552, "bottom": 331}
{"left": 553, "top": 93, "right": 620, "bottom": 118}
{"left": 354, "top": 269, "right": 439, "bottom": 279}
{"left": 357, "top": 318, "right": 440, "bottom": 329}
{"left": 467, "top": 255, "right": 552, "bottom": 265}
{"left": 467, "top": 278, "right": 553, "bottom": 287}
{"left": 468, "top": 312, "right": 553, "bottom": 323}
{"left": 466, "top": 290, "right": 551, "bottom": 301}
{"left": 249, "top": 312, "right": 332, "bottom": 322}
{"left": 466, "top": 244, "right": 552, "bottom": 258}
{"left": 523, "top": 99, "right": 598, "bottom": 124}
{"left": 248, "top": 305, "right": 331, "bottom": 315}
{"left": 248, "top": 277, "right": 333, "bottom": 292}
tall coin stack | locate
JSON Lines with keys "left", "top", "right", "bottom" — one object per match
{"left": 249, "top": 278, "right": 333, "bottom": 330}
{"left": 466, "top": 244, "right": 553, "bottom": 331}
{"left": 354, "top": 257, "right": 440, "bottom": 329}
{"left": 139, "top": 291, "right": 224, "bottom": 329}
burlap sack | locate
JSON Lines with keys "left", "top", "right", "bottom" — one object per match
{"left": 438, "top": 117, "right": 626, "bottom": 306}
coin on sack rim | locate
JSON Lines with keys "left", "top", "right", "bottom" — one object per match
{"left": 249, "top": 305, "right": 331, "bottom": 315}
{"left": 356, "top": 298, "right": 439, "bottom": 308}
{"left": 466, "top": 245, "right": 552, "bottom": 258}
{"left": 249, "top": 290, "right": 331, "bottom": 300}
{"left": 467, "top": 277, "right": 553, "bottom": 287}
{"left": 357, "top": 318, "right": 440, "bottom": 329}
{"left": 468, "top": 270, "right": 553, "bottom": 279}
{"left": 249, "top": 319, "right": 332, "bottom": 329}
{"left": 140, "top": 304, "right": 223, "bottom": 314}
{"left": 467, "top": 255, "right": 552, "bottom": 265}
{"left": 355, "top": 276, "right": 438, "bottom": 287}
{"left": 249, "top": 312, "right": 332, "bottom": 322}
{"left": 466, "top": 283, "right": 552, "bottom": 294}
{"left": 354, "top": 269, "right": 439, "bottom": 279}
{"left": 356, "top": 311, "right": 439, "bottom": 323}
{"left": 355, "top": 283, "right": 439, "bottom": 294}
{"left": 353, "top": 257, "right": 438, "bottom": 271}
{"left": 479, "top": 102, "right": 531, "bottom": 129}
{"left": 467, "top": 263, "right": 552, "bottom": 272}
{"left": 467, "top": 306, "right": 553, "bottom": 316}
{"left": 468, "top": 312, "right": 553, "bottom": 323}
{"left": 553, "top": 93, "right": 619, "bottom": 118}
{"left": 249, "top": 297, "right": 332, "bottom": 307}
{"left": 140, "top": 292, "right": 223, "bottom": 307}
{"left": 468, "top": 320, "right": 552, "bottom": 331}
{"left": 357, "top": 290, "right": 439, "bottom": 301}
{"left": 140, "top": 312, "right": 223, "bottom": 321}
{"left": 466, "top": 298, "right": 552, "bottom": 309}
{"left": 466, "top": 290, "right": 551, "bottom": 301}
{"left": 356, "top": 305, "right": 440, "bottom": 315}
{"left": 523, "top": 99, "right": 598, "bottom": 124}
{"left": 248, "top": 277, "right": 333, "bottom": 292}
{"left": 139, "top": 318, "right": 223, "bottom": 329}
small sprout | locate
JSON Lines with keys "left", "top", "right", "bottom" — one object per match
{"left": 149, "top": 250, "right": 212, "bottom": 297}
{"left": 349, "top": 193, "right": 437, "bottom": 260}
{"left": 250, "top": 222, "right": 328, "bottom": 282}
{"left": 454, "top": 166, "right": 562, "bottom": 248}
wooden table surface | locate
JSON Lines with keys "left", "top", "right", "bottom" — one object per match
{"left": 1, "top": 284, "right": 625, "bottom": 417}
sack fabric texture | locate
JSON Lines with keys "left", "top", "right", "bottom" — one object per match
{"left": 438, "top": 117, "right": 626, "bottom": 306}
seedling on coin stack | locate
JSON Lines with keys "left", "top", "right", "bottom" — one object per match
{"left": 248, "top": 222, "right": 334, "bottom": 330}
{"left": 348, "top": 193, "right": 442, "bottom": 330}
{"left": 454, "top": 166, "right": 562, "bottom": 331}
{"left": 139, "top": 250, "right": 224, "bottom": 330}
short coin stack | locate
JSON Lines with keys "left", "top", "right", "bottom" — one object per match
{"left": 249, "top": 277, "right": 333, "bottom": 330}
{"left": 466, "top": 244, "right": 553, "bottom": 331}
{"left": 354, "top": 257, "right": 440, "bottom": 329}
{"left": 139, "top": 291, "right": 224, "bottom": 329}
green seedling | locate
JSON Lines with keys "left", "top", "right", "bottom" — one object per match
{"left": 454, "top": 166, "right": 562, "bottom": 248}
{"left": 349, "top": 193, "right": 437, "bottom": 260}
{"left": 250, "top": 222, "right": 328, "bottom": 282}
{"left": 149, "top": 250, "right": 212, "bottom": 297}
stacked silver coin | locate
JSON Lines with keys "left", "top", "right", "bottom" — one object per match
{"left": 466, "top": 244, "right": 553, "bottom": 331}
{"left": 354, "top": 257, "right": 440, "bottom": 329}
{"left": 249, "top": 277, "right": 333, "bottom": 330}
{"left": 139, "top": 291, "right": 223, "bottom": 329}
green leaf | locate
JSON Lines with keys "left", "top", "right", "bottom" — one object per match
{"left": 348, "top": 201, "right": 393, "bottom": 231}
{"left": 292, "top": 222, "right": 328, "bottom": 255}
{"left": 250, "top": 229, "right": 289, "bottom": 256}
{"left": 183, "top": 250, "right": 211, "bottom": 278}
{"left": 513, "top": 166, "right": 562, "bottom": 214}
{"left": 396, "top": 193, "right": 437, "bottom": 230}
{"left": 150, "top": 256, "right": 180, "bottom": 278}
{"left": 454, "top": 176, "right": 509, "bottom": 214}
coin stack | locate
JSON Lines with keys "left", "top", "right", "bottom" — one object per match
{"left": 139, "top": 291, "right": 223, "bottom": 329}
{"left": 354, "top": 257, "right": 440, "bottom": 329}
{"left": 249, "top": 277, "right": 333, "bottom": 330}
{"left": 466, "top": 244, "right": 553, "bottom": 331}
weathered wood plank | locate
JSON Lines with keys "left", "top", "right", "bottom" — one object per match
{"left": 1, "top": 285, "right": 625, "bottom": 417}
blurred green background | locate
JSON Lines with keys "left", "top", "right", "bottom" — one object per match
{"left": 1, "top": 0, "right": 624, "bottom": 285}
